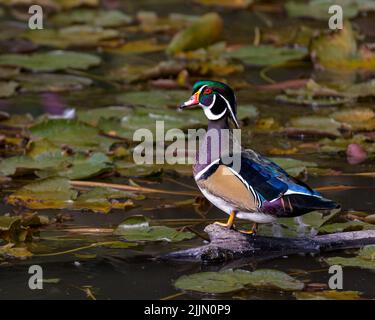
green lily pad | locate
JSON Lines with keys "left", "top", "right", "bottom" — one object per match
{"left": 195, "top": 0, "right": 253, "bottom": 8}
{"left": 270, "top": 157, "right": 318, "bottom": 177}
{"left": 318, "top": 220, "right": 375, "bottom": 234}
{"left": 225, "top": 45, "right": 308, "bottom": 66}
{"left": 23, "top": 26, "right": 119, "bottom": 48}
{"left": 0, "top": 153, "right": 64, "bottom": 176}
{"left": 295, "top": 290, "right": 362, "bottom": 300}
{"left": 167, "top": 12, "right": 223, "bottom": 55}
{"left": 175, "top": 269, "right": 304, "bottom": 294}
{"left": 275, "top": 80, "right": 352, "bottom": 106}
{"left": 0, "top": 50, "right": 101, "bottom": 72}
{"left": 16, "top": 73, "right": 92, "bottom": 92}
{"left": 117, "top": 90, "right": 190, "bottom": 108}
{"left": 7, "top": 176, "right": 78, "bottom": 209}
{"left": 73, "top": 187, "right": 137, "bottom": 213}
{"left": 345, "top": 79, "right": 375, "bottom": 98}
{"left": 52, "top": 9, "right": 132, "bottom": 27}
{"left": 30, "top": 119, "right": 115, "bottom": 151}
{"left": 288, "top": 116, "right": 343, "bottom": 137}
{"left": 285, "top": 0, "right": 370, "bottom": 21}
{"left": 36, "top": 152, "right": 113, "bottom": 180}
{"left": 325, "top": 245, "right": 375, "bottom": 270}
{"left": 285, "top": 0, "right": 373, "bottom": 20}
{"left": 0, "top": 80, "right": 18, "bottom": 98}
{"left": 114, "top": 215, "right": 195, "bottom": 242}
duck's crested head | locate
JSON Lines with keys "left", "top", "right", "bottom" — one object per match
{"left": 180, "top": 80, "right": 239, "bottom": 128}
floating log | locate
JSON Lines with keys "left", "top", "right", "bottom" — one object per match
{"left": 162, "top": 224, "right": 375, "bottom": 263}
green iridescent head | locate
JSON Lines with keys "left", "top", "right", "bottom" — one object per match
{"left": 180, "top": 80, "right": 239, "bottom": 128}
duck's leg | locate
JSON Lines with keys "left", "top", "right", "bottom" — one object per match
{"left": 239, "top": 223, "right": 258, "bottom": 235}
{"left": 214, "top": 211, "right": 236, "bottom": 228}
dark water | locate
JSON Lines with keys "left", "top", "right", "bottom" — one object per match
{"left": 1, "top": 0, "right": 375, "bottom": 299}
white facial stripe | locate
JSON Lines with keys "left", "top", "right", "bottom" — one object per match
{"left": 219, "top": 93, "right": 240, "bottom": 128}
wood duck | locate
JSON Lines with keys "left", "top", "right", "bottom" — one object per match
{"left": 180, "top": 80, "right": 340, "bottom": 235}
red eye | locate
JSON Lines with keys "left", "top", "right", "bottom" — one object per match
{"left": 204, "top": 88, "right": 212, "bottom": 94}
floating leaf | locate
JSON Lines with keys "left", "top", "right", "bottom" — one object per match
{"left": 0, "top": 80, "right": 18, "bottom": 98}
{"left": 36, "top": 152, "right": 113, "bottom": 180}
{"left": 285, "top": 0, "right": 372, "bottom": 20}
{"left": 318, "top": 220, "right": 375, "bottom": 234}
{"left": 195, "top": 0, "right": 253, "bottom": 8}
{"left": 167, "top": 12, "right": 223, "bottom": 55}
{"left": 114, "top": 215, "right": 195, "bottom": 242}
{"left": 52, "top": 9, "right": 132, "bottom": 27}
{"left": 270, "top": 157, "right": 318, "bottom": 177}
{"left": 2, "top": 0, "right": 99, "bottom": 10}
{"left": 276, "top": 80, "right": 352, "bottom": 106}
{"left": 16, "top": 73, "right": 92, "bottom": 93}
{"left": 0, "top": 153, "right": 64, "bottom": 176}
{"left": 287, "top": 116, "right": 343, "bottom": 137}
{"left": 325, "top": 245, "right": 375, "bottom": 270}
{"left": 225, "top": 45, "right": 308, "bottom": 66}
{"left": 0, "top": 50, "right": 101, "bottom": 72}
{"left": 331, "top": 108, "right": 375, "bottom": 131}
{"left": 0, "top": 243, "right": 33, "bottom": 259}
{"left": 175, "top": 269, "right": 304, "bottom": 294}
{"left": 295, "top": 290, "right": 362, "bottom": 300}
{"left": 108, "top": 39, "right": 166, "bottom": 55}
{"left": 23, "top": 26, "right": 119, "bottom": 48}
{"left": 7, "top": 177, "right": 78, "bottom": 209}
{"left": 73, "top": 187, "right": 138, "bottom": 213}
{"left": 30, "top": 119, "right": 115, "bottom": 151}
{"left": 135, "top": 11, "right": 199, "bottom": 34}
{"left": 310, "top": 21, "right": 375, "bottom": 71}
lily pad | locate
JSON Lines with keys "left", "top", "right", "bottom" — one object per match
{"left": 0, "top": 80, "right": 18, "bottom": 98}
{"left": 108, "top": 39, "right": 166, "bottom": 55}
{"left": 285, "top": 0, "right": 374, "bottom": 20}
{"left": 52, "top": 9, "right": 132, "bottom": 27}
{"left": 114, "top": 215, "right": 195, "bottom": 242}
{"left": 167, "top": 12, "right": 223, "bottom": 55}
{"left": 23, "top": 26, "right": 119, "bottom": 48}
{"left": 276, "top": 80, "right": 352, "bottom": 106}
{"left": 73, "top": 187, "right": 137, "bottom": 213}
{"left": 0, "top": 153, "right": 64, "bottom": 176}
{"left": 16, "top": 73, "right": 92, "bottom": 92}
{"left": 295, "top": 290, "right": 362, "bottom": 300}
{"left": 0, "top": 50, "right": 101, "bottom": 72}
{"left": 225, "top": 45, "right": 308, "bottom": 66}
{"left": 287, "top": 116, "right": 343, "bottom": 137}
{"left": 195, "top": 0, "right": 253, "bottom": 8}
{"left": 0, "top": 243, "right": 33, "bottom": 259}
{"left": 36, "top": 152, "right": 113, "bottom": 180}
{"left": 270, "top": 157, "right": 318, "bottom": 177}
{"left": 318, "top": 220, "right": 375, "bottom": 234}
{"left": 7, "top": 177, "right": 78, "bottom": 209}
{"left": 175, "top": 269, "right": 304, "bottom": 294}
{"left": 30, "top": 119, "right": 115, "bottom": 151}
{"left": 325, "top": 245, "right": 375, "bottom": 270}
{"left": 310, "top": 21, "right": 375, "bottom": 71}
{"left": 330, "top": 108, "right": 375, "bottom": 131}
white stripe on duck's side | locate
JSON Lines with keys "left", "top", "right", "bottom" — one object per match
{"left": 194, "top": 158, "right": 221, "bottom": 181}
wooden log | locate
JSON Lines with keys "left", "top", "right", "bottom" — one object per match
{"left": 162, "top": 224, "right": 375, "bottom": 263}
